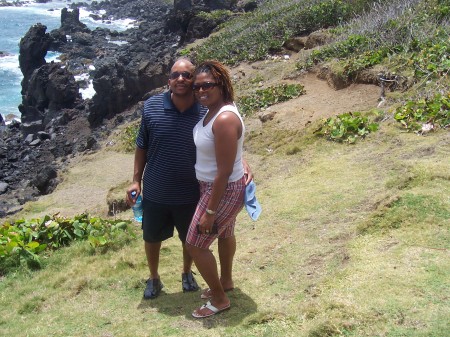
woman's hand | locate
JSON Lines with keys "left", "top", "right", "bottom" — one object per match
{"left": 242, "top": 158, "right": 253, "bottom": 185}
{"left": 197, "top": 212, "right": 215, "bottom": 234}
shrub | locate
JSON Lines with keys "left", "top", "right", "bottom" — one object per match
{"left": 237, "top": 83, "right": 305, "bottom": 116}
{"left": 121, "top": 123, "right": 139, "bottom": 153}
{"left": 394, "top": 92, "right": 450, "bottom": 132}
{"left": 0, "top": 214, "right": 134, "bottom": 274}
{"left": 314, "top": 111, "right": 379, "bottom": 143}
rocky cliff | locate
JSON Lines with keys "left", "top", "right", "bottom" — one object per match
{"left": 0, "top": 0, "right": 258, "bottom": 217}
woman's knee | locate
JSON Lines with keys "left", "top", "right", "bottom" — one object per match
{"left": 186, "top": 243, "right": 207, "bottom": 259}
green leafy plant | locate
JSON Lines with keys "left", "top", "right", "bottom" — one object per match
{"left": 237, "top": 83, "right": 305, "bottom": 116}
{"left": 411, "top": 37, "right": 450, "bottom": 79}
{"left": 314, "top": 111, "right": 379, "bottom": 143}
{"left": 196, "top": 10, "right": 233, "bottom": 21}
{"left": 394, "top": 92, "right": 450, "bottom": 131}
{"left": 298, "top": 34, "right": 370, "bottom": 71}
{"left": 121, "top": 123, "right": 139, "bottom": 153}
{"left": 0, "top": 214, "right": 134, "bottom": 273}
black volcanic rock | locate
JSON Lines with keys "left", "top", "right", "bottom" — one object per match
{"left": 60, "top": 7, "right": 89, "bottom": 34}
{"left": 2, "top": 0, "right": 241, "bottom": 217}
{"left": 19, "top": 23, "right": 52, "bottom": 93}
{"left": 21, "top": 62, "right": 80, "bottom": 128}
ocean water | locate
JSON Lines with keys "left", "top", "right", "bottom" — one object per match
{"left": 0, "top": 0, "right": 135, "bottom": 122}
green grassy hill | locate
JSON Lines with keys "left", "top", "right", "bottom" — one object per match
{"left": 1, "top": 0, "right": 449, "bottom": 336}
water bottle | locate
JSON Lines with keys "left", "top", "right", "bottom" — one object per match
{"left": 131, "top": 191, "right": 143, "bottom": 222}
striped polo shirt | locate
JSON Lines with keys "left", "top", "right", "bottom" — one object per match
{"left": 136, "top": 91, "right": 207, "bottom": 204}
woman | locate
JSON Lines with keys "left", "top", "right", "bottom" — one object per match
{"left": 186, "top": 60, "right": 246, "bottom": 318}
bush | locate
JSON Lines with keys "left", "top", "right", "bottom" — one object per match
{"left": 237, "top": 83, "right": 305, "bottom": 116}
{"left": 394, "top": 92, "right": 450, "bottom": 132}
{"left": 0, "top": 214, "right": 134, "bottom": 274}
{"left": 314, "top": 111, "right": 379, "bottom": 143}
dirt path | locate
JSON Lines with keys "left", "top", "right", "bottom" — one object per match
{"left": 232, "top": 59, "right": 381, "bottom": 130}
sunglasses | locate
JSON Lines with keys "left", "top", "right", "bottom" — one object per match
{"left": 169, "top": 71, "right": 193, "bottom": 80}
{"left": 192, "top": 82, "right": 219, "bottom": 92}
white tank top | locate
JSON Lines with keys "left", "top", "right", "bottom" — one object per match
{"left": 193, "top": 104, "right": 245, "bottom": 182}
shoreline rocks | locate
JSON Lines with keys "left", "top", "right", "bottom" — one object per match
{"left": 0, "top": 0, "right": 258, "bottom": 218}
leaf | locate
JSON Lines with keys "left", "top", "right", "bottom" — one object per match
{"left": 26, "top": 241, "right": 40, "bottom": 250}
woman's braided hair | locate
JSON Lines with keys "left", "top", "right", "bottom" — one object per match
{"left": 194, "top": 60, "right": 234, "bottom": 104}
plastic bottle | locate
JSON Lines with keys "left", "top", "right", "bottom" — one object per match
{"left": 131, "top": 191, "right": 143, "bottom": 222}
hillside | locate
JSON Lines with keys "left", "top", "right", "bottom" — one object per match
{"left": 1, "top": 0, "right": 449, "bottom": 336}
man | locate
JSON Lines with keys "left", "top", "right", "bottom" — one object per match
{"left": 126, "top": 58, "right": 251, "bottom": 299}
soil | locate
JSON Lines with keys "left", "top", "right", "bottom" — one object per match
{"left": 17, "top": 55, "right": 383, "bottom": 220}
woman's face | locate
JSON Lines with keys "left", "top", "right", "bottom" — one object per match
{"left": 193, "top": 72, "right": 222, "bottom": 108}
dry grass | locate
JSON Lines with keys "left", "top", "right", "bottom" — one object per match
{"left": 2, "top": 117, "right": 448, "bottom": 336}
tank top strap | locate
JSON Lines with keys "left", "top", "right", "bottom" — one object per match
{"left": 210, "top": 104, "right": 243, "bottom": 126}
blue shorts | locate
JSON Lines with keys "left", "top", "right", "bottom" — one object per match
{"left": 142, "top": 199, "right": 197, "bottom": 243}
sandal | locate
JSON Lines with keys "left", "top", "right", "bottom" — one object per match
{"left": 192, "top": 300, "right": 230, "bottom": 318}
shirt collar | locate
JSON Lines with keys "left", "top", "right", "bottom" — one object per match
{"left": 163, "top": 91, "right": 201, "bottom": 115}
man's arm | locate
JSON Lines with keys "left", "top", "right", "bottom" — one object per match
{"left": 126, "top": 147, "right": 147, "bottom": 205}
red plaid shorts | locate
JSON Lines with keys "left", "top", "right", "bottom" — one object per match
{"left": 186, "top": 176, "right": 245, "bottom": 249}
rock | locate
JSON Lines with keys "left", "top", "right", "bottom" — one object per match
{"left": 30, "top": 139, "right": 41, "bottom": 146}
{"left": 258, "top": 109, "right": 277, "bottom": 122}
{"left": 3, "top": 0, "right": 240, "bottom": 216}
{"left": 60, "top": 8, "right": 89, "bottom": 34}
{"left": 0, "top": 182, "right": 8, "bottom": 194}
{"left": 18, "top": 23, "right": 52, "bottom": 93}
{"left": 305, "top": 30, "right": 333, "bottom": 49}
{"left": 33, "top": 166, "right": 57, "bottom": 194}
{"left": 21, "top": 62, "right": 79, "bottom": 128}
{"left": 24, "top": 134, "right": 35, "bottom": 144}
{"left": 283, "top": 37, "right": 307, "bottom": 52}
{"left": 37, "top": 131, "right": 51, "bottom": 141}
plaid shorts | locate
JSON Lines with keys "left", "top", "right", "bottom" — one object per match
{"left": 186, "top": 176, "right": 245, "bottom": 249}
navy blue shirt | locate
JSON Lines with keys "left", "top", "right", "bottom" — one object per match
{"left": 136, "top": 91, "right": 207, "bottom": 204}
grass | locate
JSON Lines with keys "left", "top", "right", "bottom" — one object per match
{"left": 1, "top": 119, "right": 448, "bottom": 336}
{"left": 1, "top": 0, "right": 449, "bottom": 335}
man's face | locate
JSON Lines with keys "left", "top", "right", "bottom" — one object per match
{"left": 168, "top": 60, "right": 195, "bottom": 96}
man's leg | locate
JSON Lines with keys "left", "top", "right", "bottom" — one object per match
{"left": 181, "top": 241, "right": 199, "bottom": 291}
{"left": 143, "top": 241, "right": 163, "bottom": 299}
{"left": 175, "top": 203, "right": 199, "bottom": 292}
{"left": 218, "top": 235, "right": 236, "bottom": 290}
{"left": 145, "top": 241, "right": 161, "bottom": 279}
{"left": 182, "top": 241, "right": 194, "bottom": 273}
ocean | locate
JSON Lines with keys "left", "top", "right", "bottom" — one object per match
{"left": 0, "top": 0, "right": 135, "bottom": 122}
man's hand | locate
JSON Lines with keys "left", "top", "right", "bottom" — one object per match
{"left": 126, "top": 182, "right": 141, "bottom": 206}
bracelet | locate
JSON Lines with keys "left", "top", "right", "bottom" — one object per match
{"left": 205, "top": 209, "right": 216, "bottom": 215}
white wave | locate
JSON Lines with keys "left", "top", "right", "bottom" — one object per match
{"left": 45, "top": 51, "right": 61, "bottom": 63}
{"left": 80, "top": 79, "right": 96, "bottom": 99}
{"left": 0, "top": 4, "right": 63, "bottom": 18}
{"left": 78, "top": 8, "right": 137, "bottom": 31}
{"left": 108, "top": 40, "right": 129, "bottom": 46}
{"left": 0, "top": 54, "right": 22, "bottom": 75}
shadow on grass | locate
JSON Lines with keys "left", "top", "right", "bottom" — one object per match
{"left": 137, "top": 287, "right": 257, "bottom": 326}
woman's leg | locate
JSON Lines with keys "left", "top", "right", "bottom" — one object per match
{"left": 187, "top": 243, "right": 230, "bottom": 312}
{"left": 218, "top": 235, "right": 236, "bottom": 290}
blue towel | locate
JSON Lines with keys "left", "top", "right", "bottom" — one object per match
{"left": 244, "top": 180, "right": 261, "bottom": 221}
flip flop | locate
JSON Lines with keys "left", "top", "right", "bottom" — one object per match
{"left": 192, "top": 300, "right": 231, "bottom": 318}
{"left": 200, "top": 287, "right": 234, "bottom": 299}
